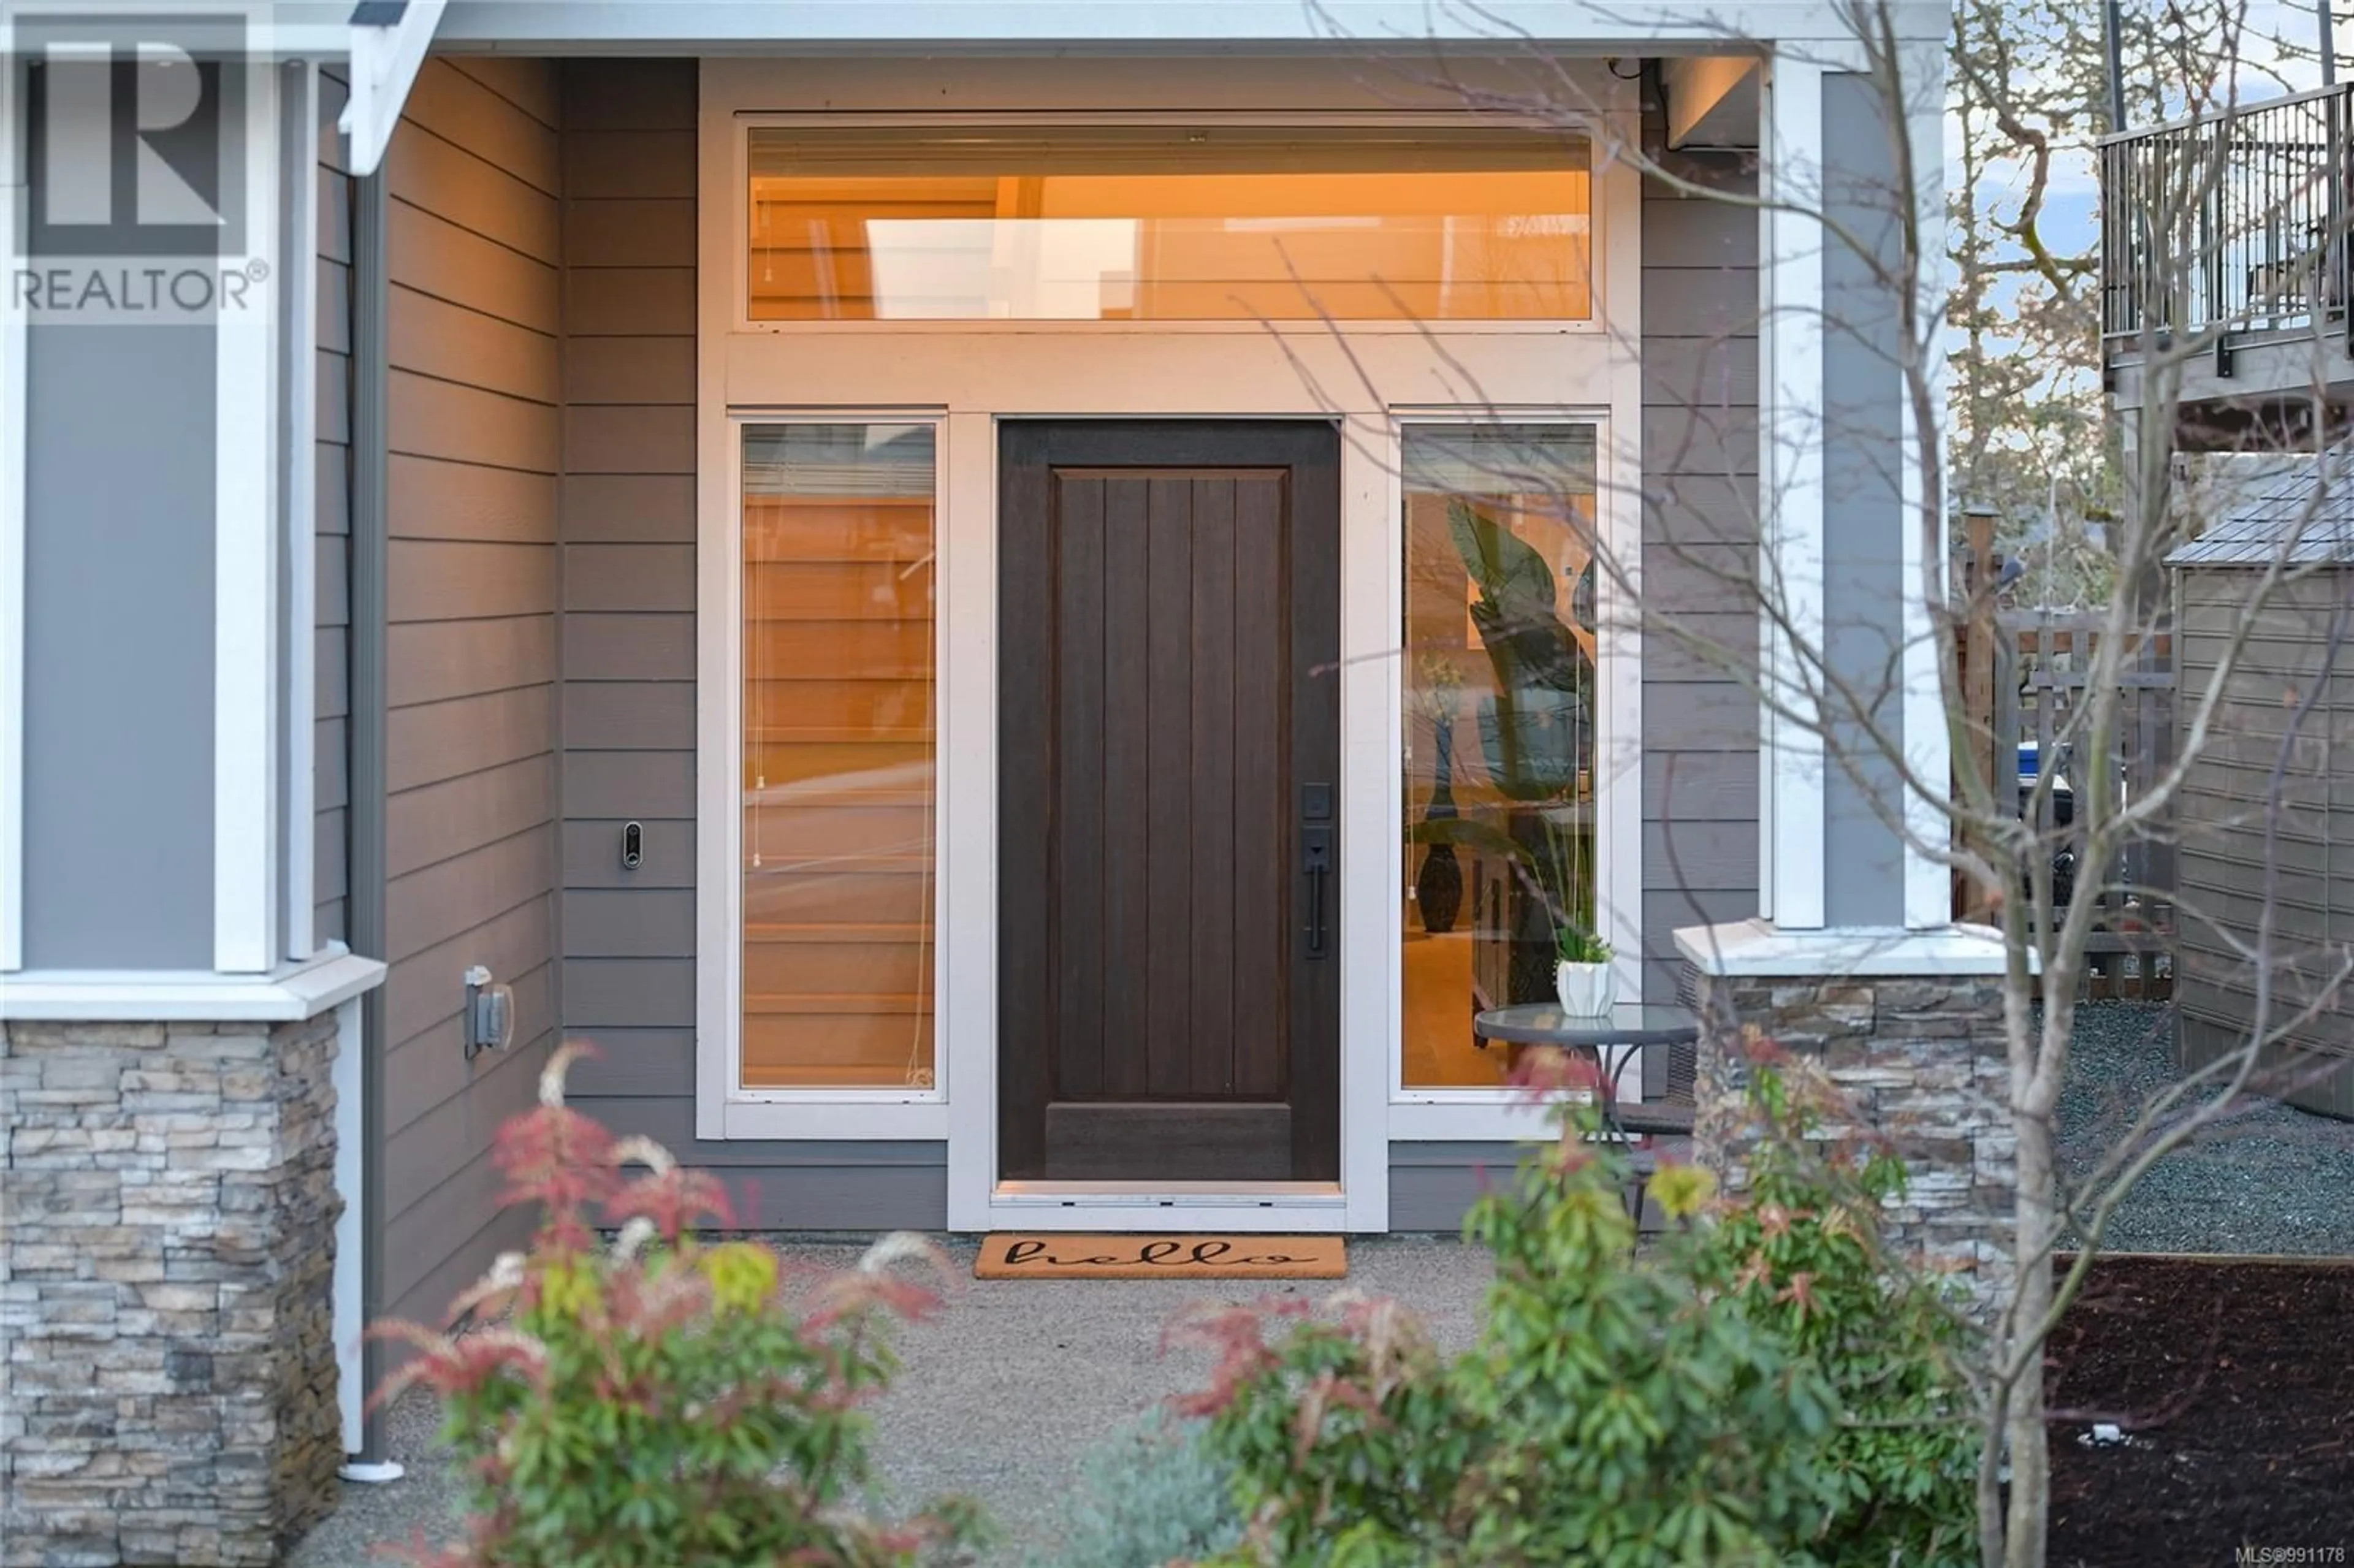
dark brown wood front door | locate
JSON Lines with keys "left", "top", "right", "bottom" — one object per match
{"left": 999, "top": 421, "right": 1341, "bottom": 1184}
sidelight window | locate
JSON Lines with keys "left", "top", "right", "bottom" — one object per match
{"left": 739, "top": 423, "right": 939, "bottom": 1092}
{"left": 1400, "top": 424, "right": 1602, "bottom": 1089}
{"left": 745, "top": 124, "right": 1592, "bottom": 323}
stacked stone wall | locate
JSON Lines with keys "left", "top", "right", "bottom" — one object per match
{"left": 1691, "top": 972, "right": 2015, "bottom": 1288}
{"left": 2, "top": 1013, "right": 344, "bottom": 1567}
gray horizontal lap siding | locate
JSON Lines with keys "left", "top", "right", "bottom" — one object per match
{"left": 2170, "top": 571, "right": 2354, "bottom": 1119}
{"left": 1640, "top": 137, "right": 1762, "bottom": 1025}
{"left": 1389, "top": 1143, "right": 1522, "bottom": 1231}
{"left": 1391, "top": 1141, "right": 1686, "bottom": 1233}
{"left": 379, "top": 57, "right": 564, "bottom": 1324}
{"left": 319, "top": 70, "right": 354, "bottom": 950}
{"left": 554, "top": 58, "right": 948, "bottom": 1230}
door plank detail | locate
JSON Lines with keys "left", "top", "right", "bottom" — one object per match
{"left": 1144, "top": 475, "right": 1195, "bottom": 1098}
{"left": 1189, "top": 478, "right": 1239, "bottom": 1095}
{"left": 1100, "top": 477, "right": 1153, "bottom": 1098}
{"left": 1232, "top": 474, "right": 1289, "bottom": 1100}
{"left": 1053, "top": 476, "right": 1107, "bottom": 1101}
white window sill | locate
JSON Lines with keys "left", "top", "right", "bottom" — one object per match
{"left": 1673, "top": 918, "right": 2022, "bottom": 978}
{"left": 0, "top": 946, "right": 389, "bottom": 1021}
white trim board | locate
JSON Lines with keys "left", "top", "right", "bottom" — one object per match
{"left": 691, "top": 94, "right": 733, "bottom": 1141}
{"left": 0, "top": 948, "right": 389, "bottom": 1022}
{"left": 1897, "top": 37, "right": 1956, "bottom": 932}
{"left": 720, "top": 1100, "right": 951, "bottom": 1141}
{"left": 938, "top": 408, "right": 999, "bottom": 1229}
{"left": 1388, "top": 1098, "right": 1560, "bottom": 1142}
{"left": 1758, "top": 50, "right": 1827, "bottom": 931}
{"left": 0, "top": 39, "right": 26, "bottom": 973}
{"left": 330, "top": 995, "right": 365, "bottom": 1457}
{"left": 982, "top": 1197, "right": 1350, "bottom": 1235}
{"left": 216, "top": 59, "right": 283, "bottom": 973}
{"left": 446, "top": 1, "right": 1951, "bottom": 49}
{"left": 1673, "top": 918, "right": 2017, "bottom": 978}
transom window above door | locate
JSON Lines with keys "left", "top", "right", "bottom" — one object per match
{"left": 744, "top": 123, "right": 1593, "bottom": 322}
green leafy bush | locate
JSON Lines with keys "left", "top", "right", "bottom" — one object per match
{"left": 371, "top": 1043, "right": 988, "bottom": 1568}
{"left": 1049, "top": 1410, "right": 1241, "bottom": 1568}
{"left": 1686, "top": 1045, "right": 1981, "bottom": 1566}
{"left": 1173, "top": 1049, "right": 1977, "bottom": 1567}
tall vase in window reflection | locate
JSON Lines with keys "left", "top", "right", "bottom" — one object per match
{"left": 1412, "top": 655, "right": 1465, "bottom": 934}
{"left": 1445, "top": 500, "right": 1599, "bottom": 1006}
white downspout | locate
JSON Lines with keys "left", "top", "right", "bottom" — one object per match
{"left": 333, "top": 994, "right": 403, "bottom": 1482}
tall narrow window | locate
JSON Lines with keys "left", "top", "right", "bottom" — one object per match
{"left": 746, "top": 125, "right": 1592, "bottom": 322}
{"left": 1400, "top": 425, "right": 1600, "bottom": 1089}
{"left": 740, "top": 424, "right": 938, "bottom": 1090}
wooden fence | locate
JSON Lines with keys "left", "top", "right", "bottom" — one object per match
{"left": 1956, "top": 516, "right": 2177, "bottom": 1000}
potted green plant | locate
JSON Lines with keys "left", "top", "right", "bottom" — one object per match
{"left": 1553, "top": 913, "right": 1615, "bottom": 1015}
{"left": 1528, "top": 790, "right": 1613, "bottom": 1013}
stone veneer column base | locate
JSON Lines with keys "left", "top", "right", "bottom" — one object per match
{"left": 2, "top": 1014, "right": 345, "bottom": 1567}
{"left": 1677, "top": 921, "right": 2016, "bottom": 1298}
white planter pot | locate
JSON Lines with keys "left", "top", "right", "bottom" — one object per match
{"left": 1555, "top": 960, "right": 1617, "bottom": 1017}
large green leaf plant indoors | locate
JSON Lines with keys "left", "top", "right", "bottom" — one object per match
{"left": 1407, "top": 497, "right": 1610, "bottom": 976}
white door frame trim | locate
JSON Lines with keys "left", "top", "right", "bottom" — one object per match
{"left": 695, "top": 61, "right": 1642, "bottom": 1231}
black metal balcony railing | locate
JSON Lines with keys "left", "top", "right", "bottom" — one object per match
{"left": 2100, "top": 83, "right": 2354, "bottom": 344}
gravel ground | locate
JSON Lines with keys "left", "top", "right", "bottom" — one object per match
{"left": 286, "top": 1236, "right": 1492, "bottom": 1567}
{"left": 2057, "top": 1001, "right": 2354, "bottom": 1255}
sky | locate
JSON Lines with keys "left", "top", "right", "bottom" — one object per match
{"left": 1951, "top": 1, "right": 2340, "bottom": 261}
{"left": 1945, "top": 2, "right": 2344, "bottom": 421}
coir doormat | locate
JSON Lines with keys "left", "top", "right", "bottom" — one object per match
{"left": 974, "top": 1233, "right": 1346, "bottom": 1280}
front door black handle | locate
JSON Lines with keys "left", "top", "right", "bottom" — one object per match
{"left": 1301, "top": 825, "right": 1334, "bottom": 959}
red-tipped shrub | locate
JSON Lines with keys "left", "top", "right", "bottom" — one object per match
{"left": 369, "top": 1042, "right": 988, "bottom": 1567}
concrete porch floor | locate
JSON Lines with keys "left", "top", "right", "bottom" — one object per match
{"left": 287, "top": 1235, "right": 1498, "bottom": 1567}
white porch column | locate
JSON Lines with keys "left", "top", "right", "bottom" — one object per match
{"left": 0, "top": 34, "right": 392, "bottom": 1556}
{"left": 1751, "top": 39, "right": 1962, "bottom": 942}
{"left": 2, "top": 26, "right": 349, "bottom": 989}
{"left": 1684, "top": 39, "right": 2013, "bottom": 1298}
{"left": 1897, "top": 32, "right": 1957, "bottom": 931}
{"left": 1758, "top": 47, "right": 1827, "bottom": 932}
{"left": 215, "top": 55, "right": 285, "bottom": 973}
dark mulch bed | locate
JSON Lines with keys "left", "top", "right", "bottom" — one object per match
{"left": 2048, "top": 1255, "right": 2354, "bottom": 1565}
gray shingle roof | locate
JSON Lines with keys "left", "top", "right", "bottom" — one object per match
{"left": 2168, "top": 462, "right": 2354, "bottom": 566}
